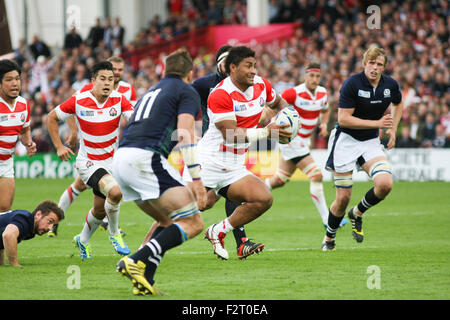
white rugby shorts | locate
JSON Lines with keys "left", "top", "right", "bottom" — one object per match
{"left": 75, "top": 156, "right": 112, "bottom": 185}
{"left": 326, "top": 128, "right": 386, "bottom": 173}
{"left": 278, "top": 135, "right": 310, "bottom": 161}
{"left": 112, "top": 147, "right": 185, "bottom": 202}
{"left": 0, "top": 158, "right": 14, "bottom": 178}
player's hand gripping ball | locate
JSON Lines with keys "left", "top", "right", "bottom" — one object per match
{"left": 275, "top": 106, "right": 300, "bottom": 144}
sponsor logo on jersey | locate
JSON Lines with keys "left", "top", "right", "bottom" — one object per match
{"left": 80, "top": 110, "right": 95, "bottom": 117}
{"left": 358, "top": 90, "right": 371, "bottom": 98}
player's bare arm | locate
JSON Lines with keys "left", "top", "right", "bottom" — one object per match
{"left": 216, "top": 118, "right": 291, "bottom": 144}
{"left": 319, "top": 108, "right": 330, "bottom": 137}
{"left": 178, "top": 113, "right": 207, "bottom": 210}
{"left": 338, "top": 107, "right": 393, "bottom": 130}
{"left": 47, "top": 110, "right": 75, "bottom": 161}
{"left": 65, "top": 117, "right": 78, "bottom": 150}
{"left": 386, "top": 100, "right": 404, "bottom": 150}
{"left": 19, "top": 126, "right": 36, "bottom": 157}
{"left": 2, "top": 224, "right": 21, "bottom": 267}
{"left": 258, "top": 94, "right": 288, "bottom": 126}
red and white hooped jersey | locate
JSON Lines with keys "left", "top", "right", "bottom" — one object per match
{"left": 0, "top": 95, "right": 31, "bottom": 161}
{"left": 281, "top": 83, "right": 328, "bottom": 139}
{"left": 55, "top": 90, "right": 134, "bottom": 163}
{"left": 198, "top": 75, "right": 276, "bottom": 167}
{"left": 78, "top": 80, "right": 137, "bottom": 106}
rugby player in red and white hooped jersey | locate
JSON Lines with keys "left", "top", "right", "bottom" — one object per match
{"left": 202, "top": 46, "right": 291, "bottom": 260}
{"left": 264, "top": 62, "right": 348, "bottom": 229}
{"left": 47, "top": 61, "right": 134, "bottom": 259}
{"left": 48, "top": 56, "right": 136, "bottom": 237}
{"left": 0, "top": 60, "right": 37, "bottom": 213}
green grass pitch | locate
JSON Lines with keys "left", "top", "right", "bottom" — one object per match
{"left": 1, "top": 178, "right": 449, "bottom": 300}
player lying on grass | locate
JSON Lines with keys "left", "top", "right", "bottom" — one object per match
{"left": 0, "top": 200, "right": 64, "bottom": 267}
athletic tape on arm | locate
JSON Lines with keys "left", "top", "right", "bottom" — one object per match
{"left": 180, "top": 144, "right": 201, "bottom": 180}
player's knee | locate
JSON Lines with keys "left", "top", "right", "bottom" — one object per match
{"left": 190, "top": 213, "right": 204, "bottom": 237}
{"left": 257, "top": 192, "right": 273, "bottom": 212}
{"left": 304, "top": 163, "right": 322, "bottom": 182}
{"left": 107, "top": 185, "right": 122, "bottom": 204}
{"left": 335, "top": 192, "right": 351, "bottom": 209}
{"left": 273, "top": 168, "right": 291, "bottom": 188}
{"left": 375, "top": 179, "right": 393, "bottom": 198}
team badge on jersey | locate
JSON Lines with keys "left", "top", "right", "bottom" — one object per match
{"left": 109, "top": 107, "right": 118, "bottom": 117}
{"left": 384, "top": 89, "right": 391, "bottom": 97}
{"left": 86, "top": 160, "right": 94, "bottom": 168}
{"left": 20, "top": 113, "right": 25, "bottom": 122}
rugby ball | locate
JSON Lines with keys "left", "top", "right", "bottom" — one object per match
{"left": 275, "top": 106, "right": 300, "bottom": 144}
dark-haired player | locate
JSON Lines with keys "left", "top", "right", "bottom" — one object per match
{"left": 201, "top": 46, "right": 291, "bottom": 260}
{"left": 0, "top": 59, "right": 36, "bottom": 213}
{"left": 265, "top": 62, "right": 348, "bottom": 229}
{"left": 47, "top": 61, "right": 134, "bottom": 259}
{"left": 0, "top": 200, "right": 64, "bottom": 267}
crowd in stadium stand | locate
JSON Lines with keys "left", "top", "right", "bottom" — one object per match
{"left": 10, "top": 0, "right": 450, "bottom": 155}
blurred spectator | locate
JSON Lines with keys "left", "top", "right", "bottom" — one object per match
{"left": 86, "top": 17, "right": 104, "bottom": 49}
{"left": 206, "top": 0, "right": 222, "bottom": 25}
{"left": 268, "top": 0, "right": 280, "bottom": 22}
{"left": 421, "top": 112, "right": 437, "bottom": 147}
{"left": 103, "top": 17, "right": 113, "bottom": 50}
{"left": 432, "top": 124, "right": 450, "bottom": 148}
{"left": 29, "top": 35, "right": 51, "bottom": 60}
{"left": 64, "top": 27, "right": 83, "bottom": 50}
{"left": 222, "top": 0, "right": 235, "bottom": 24}
{"left": 71, "top": 64, "right": 89, "bottom": 92}
{"left": 396, "top": 127, "right": 419, "bottom": 148}
{"left": 112, "top": 17, "right": 125, "bottom": 46}
{"left": 32, "top": 128, "right": 51, "bottom": 153}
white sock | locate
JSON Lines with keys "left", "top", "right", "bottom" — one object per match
{"left": 58, "top": 184, "right": 81, "bottom": 212}
{"left": 264, "top": 178, "right": 272, "bottom": 190}
{"left": 105, "top": 200, "right": 120, "bottom": 236}
{"left": 214, "top": 218, "right": 234, "bottom": 234}
{"left": 310, "top": 182, "right": 329, "bottom": 225}
{"left": 80, "top": 209, "right": 103, "bottom": 244}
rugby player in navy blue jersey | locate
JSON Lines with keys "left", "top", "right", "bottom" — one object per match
{"left": 0, "top": 201, "right": 63, "bottom": 267}
{"left": 113, "top": 49, "right": 207, "bottom": 296}
{"left": 323, "top": 46, "right": 403, "bottom": 251}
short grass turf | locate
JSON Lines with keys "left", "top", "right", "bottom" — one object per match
{"left": 1, "top": 178, "right": 449, "bottom": 300}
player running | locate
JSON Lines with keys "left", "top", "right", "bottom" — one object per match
{"left": 47, "top": 61, "right": 134, "bottom": 259}
{"left": 201, "top": 46, "right": 291, "bottom": 260}
{"left": 264, "top": 62, "right": 348, "bottom": 229}
{"left": 0, "top": 59, "right": 36, "bottom": 213}
{"left": 48, "top": 56, "right": 136, "bottom": 237}
{"left": 113, "top": 49, "right": 207, "bottom": 296}
{"left": 322, "top": 46, "right": 403, "bottom": 251}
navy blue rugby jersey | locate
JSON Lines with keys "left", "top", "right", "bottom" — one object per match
{"left": 191, "top": 72, "right": 225, "bottom": 135}
{"left": 337, "top": 72, "right": 402, "bottom": 141}
{"left": 119, "top": 75, "right": 201, "bottom": 158}
{"left": 0, "top": 210, "right": 35, "bottom": 249}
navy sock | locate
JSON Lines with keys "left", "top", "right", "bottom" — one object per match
{"left": 225, "top": 199, "right": 246, "bottom": 247}
{"left": 357, "top": 187, "right": 382, "bottom": 214}
{"left": 130, "top": 224, "right": 185, "bottom": 284}
{"left": 326, "top": 210, "right": 344, "bottom": 239}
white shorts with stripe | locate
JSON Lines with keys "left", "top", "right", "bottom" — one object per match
{"left": 0, "top": 158, "right": 14, "bottom": 178}
{"left": 112, "top": 147, "right": 185, "bottom": 202}
{"left": 198, "top": 161, "right": 253, "bottom": 195}
{"left": 75, "top": 156, "right": 112, "bottom": 185}
{"left": 278, "top": 135, "right": 310, "bottom": 161}
{"left": 326, "top": 128, "right": 387, "bottom": 173}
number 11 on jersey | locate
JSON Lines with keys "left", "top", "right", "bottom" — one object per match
{"left": 134, "top": 88, "right": 162, "bottom": 121}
